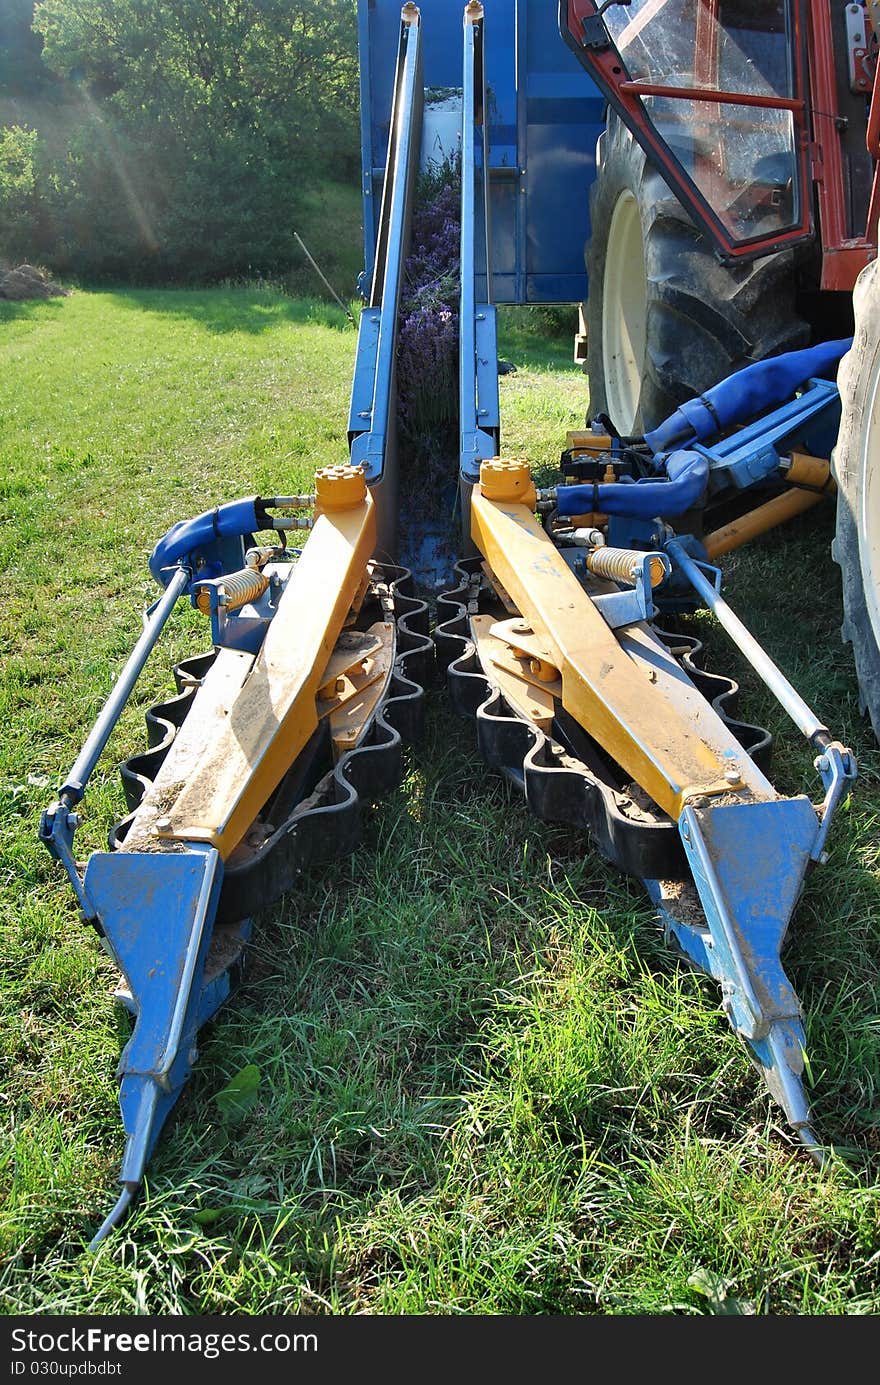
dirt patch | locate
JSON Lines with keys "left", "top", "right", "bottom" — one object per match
{"left": 620, "top": 780, "right": 663, "bottom": 820}
{"left": 0, "top": 264, "right": 70, "bottom": 301}
{"left": 658, "top": 879, "right": 706, "bottom": 929}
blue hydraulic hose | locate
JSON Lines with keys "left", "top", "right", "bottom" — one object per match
{"left": 556, "top": 446, "right": 709, "bottom": 520}
{"left": 149, "top": 497, "right": 263, "bottom": 585}
{"left": 644, "top": 338, "right": 852, "bottom": 453}
{"left": 557, "top": 338, "right": 853, "bottom": 522}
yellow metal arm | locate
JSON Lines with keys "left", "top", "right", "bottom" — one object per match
{"left": 149, "top": 467, "right": 376, "bottom": 859}
{"left": 470, "top": 462, "right": 774, "bottom": 818}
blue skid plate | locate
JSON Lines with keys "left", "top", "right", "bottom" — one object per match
{"left": 675, "top": 796, "right": 820, "bottom": 1138}
{"left": 83, "top": 843, "right": 223, "bottom": 1245}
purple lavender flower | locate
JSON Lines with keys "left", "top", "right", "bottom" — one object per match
{"left": 396, "top": 156, "right": 462, "bottom": 514}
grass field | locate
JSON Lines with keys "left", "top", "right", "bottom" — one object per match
{"left": 1, "top": 286, "right": 879, "bottom": 1315}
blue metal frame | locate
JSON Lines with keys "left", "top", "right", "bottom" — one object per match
{"left": 357, "top": 0, "right": 378, "bottom": 294}
{"left": 460, "top": 6, "right": 501, "bottom": 485}
{"left": 84, "top": 843, "right": 226, "bottom": 1247}
{"left": 357, "top": 0, "right": 604, "bottom": 304}
{"left": 670, "top": 797, "right": 820, "bottom": 1145}
{"left": 349, "top": 8, "right": 423, "bottom": 483}
{"left": 694, "top": 378, "right": 842, "bottom": 493}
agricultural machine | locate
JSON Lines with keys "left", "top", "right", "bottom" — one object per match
{"left": 39, "top": 0, "right": 878, "bottom": 1247}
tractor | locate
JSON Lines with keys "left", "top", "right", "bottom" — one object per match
{"left": 561, "top": 0, "right": 880, "bottom": 737}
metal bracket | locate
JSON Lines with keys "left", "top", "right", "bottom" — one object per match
{"left": 689, "top": 555, "right": 724, "bottom": 593}
{"left": 811, "top": 741, "right": 858, "bottom": 862}
{"left": 39, "top": 803, "right": 96, "bottom": 921}
{"left": 846, "top": 2, "right": 876, "bottom": 93}
{"left": 590, "top": 550, "right": 670, "bottom": 629}
{"left": 581, "top": 0, "right": 631, "bottom": 51}
{"left": 580, "top": 15, "right": 611, "bottom": 49}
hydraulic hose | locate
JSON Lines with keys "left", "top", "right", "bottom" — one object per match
{"left": 556, "top": 446, "right": 709, "bottom": 520}
{"left": 149, "top": 497, "right": 264, "bottom": 585}
{"left": 643, "top": 338, "right": 853, "bottom": 454}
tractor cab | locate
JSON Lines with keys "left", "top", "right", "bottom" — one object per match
{"left": 561, "top": 0, "right": 813, "bottom": 259}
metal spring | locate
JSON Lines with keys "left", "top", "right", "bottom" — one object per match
{"left": 195, "top": 567, "right": 270, "bottom": 616}
{"left": 586, "top": 546, "right": 666, "bottom": 587}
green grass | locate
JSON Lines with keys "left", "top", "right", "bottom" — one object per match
{"left": 1, "top": 288, "right": 879, "bottom": 1314}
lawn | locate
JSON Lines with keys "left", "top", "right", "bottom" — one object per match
{"left": 0, "top": 287, "right": 878, "bottom": 1314}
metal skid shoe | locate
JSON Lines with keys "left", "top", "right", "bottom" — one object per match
{"left": 40, "top": 464, "right": 431, "bottom": 1247}
{"left": 437, "top": 457, "right": 855, "bottom": 1154}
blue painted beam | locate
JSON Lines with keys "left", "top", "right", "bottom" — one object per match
{"left": 460, "top": 6, "right": 500, "bottom": 486}
{"left": 83, "top": 844, "right": 224, "bottom": 1246}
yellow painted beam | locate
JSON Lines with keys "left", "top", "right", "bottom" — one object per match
{"left": 471, "top": 485, "right": 760, "bottom": 818}
{"left": 119, "top": 646, "right": 256, "bottom": 855}
{"left": 158, "top": 469, "right": 376, "bottom": 858}
{"left": 704, "top": 456, "right": 834, "bottom": 559}
{"left": 704, "top": 490, "right": 830, "bottom": 560}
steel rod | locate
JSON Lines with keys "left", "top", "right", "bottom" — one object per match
{"left": 666, "top": 537, "right": 828, "bottom": 743}
{"left": 62, "top": 565, "right": 189, "bottom": 803}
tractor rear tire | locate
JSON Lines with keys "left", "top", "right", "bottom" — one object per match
{"left": 586, "top": 111, "right": 811, "bottom": 435}
{"left": 832, "top": 257, "right": 880, "bottom": 740}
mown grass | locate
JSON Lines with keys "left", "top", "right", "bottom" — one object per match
{"left": 1, "top": 287, "right": 879, "bottom": 1315}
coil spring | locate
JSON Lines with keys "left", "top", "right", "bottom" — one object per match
{"left": 586, "top": 547, "right": 666, "bottom": 588}
{"left": 195, "top": 568, "right": 270, "bottom": 616}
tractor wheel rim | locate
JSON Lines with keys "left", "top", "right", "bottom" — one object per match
{"left": 859, "top": 347, "right": 880, "bottom": 645}
{"left": 602, "top": 189, "right": 648, "bottom": 436}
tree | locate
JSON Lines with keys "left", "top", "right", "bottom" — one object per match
{"left": 0, "top": 0, "right": 361, "bottom": 280}
{"left": 0, "top": 126, "right": 40, "bottom": 260}
{"left": 32, "top": 0, "right": 359, "bottom": 157}
{"left": 0, "top": 2, "right": 50, "bottom": 95}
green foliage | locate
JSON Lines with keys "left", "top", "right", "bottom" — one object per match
{"left": 0, "top": 1, "right": 360, "bottom": 281}
{"left": 0, "top": 125, "right": 38, "bottom": 201}
{"left": 215, "top": 1065, "right": 262, "bottom": 1123}
{"left": 0, "top": 126, "right": 40, "bottom": 265}
{"left": 687, "top": 1266, "right": 756, "bottom": 1315}
{"left": 0, "top": 0, "right": 51, "bottom": 94}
